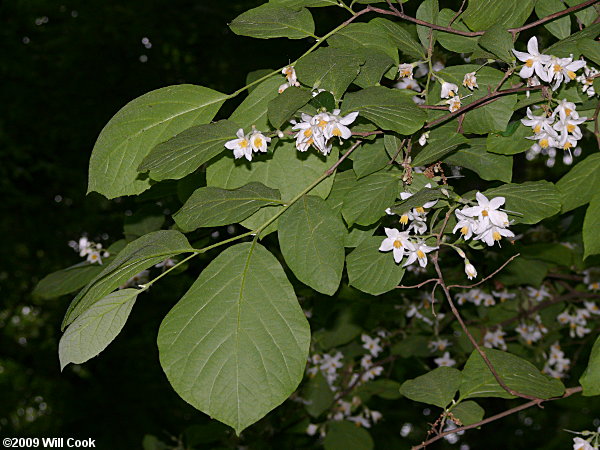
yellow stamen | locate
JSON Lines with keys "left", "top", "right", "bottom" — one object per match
{"left": 534, "top": 125, "right": 541, "bottom": 133}
{"left": 400, "top": 215, "right": 409, "bottom": 225}
{"left": 415, "top": 206, "right": 425, "bottom": 214}
{"left": 540, "top": 139, "right": 549, "bottom": 148}
{"left": 307, "top": 138, "right": 314, "bottom": 145}
{"left": 393, "top": 240, "right": 403, "bottom": 249}
{"left": 493, "top": 231, "right": 501, "bottom": 241}
{"left": 332, "top": 127, "right": 342, "bottom": 137}
{"left": 417, "top": 250, "right": 425, "bottom": 258}
{"left": 526, "top": 59, "right": 534, "bottom": 67}
{"left": 482, "top": 210, "right": 489, "bottom": 217}
{"left": 318, "top": 119, "right": 327, "bottom": 128}
{"left": 254, "top": 137, "right": 263, "bottom": 147}
{"left": 461, "top": 226, "right": 469, "bottom": 235}
{"left": 567, "top": 124, "right": 576, "bottom": 132}
{"left": 567, "top": 70, "right": 576, "bottom": 80}
{"left": 303, "top": 129, "right": 312, "bottom": 138}
{"left": 240, "top": 139, "right": 249, "bottom": 148}
{"left": 554, "top": 64, "right": 562, "bottom": 72}
{"left": 563, "top": 142, "right": 572, "bottom": 149}
{"left": 565, "top": 108, "right": 572, "bottom": 116}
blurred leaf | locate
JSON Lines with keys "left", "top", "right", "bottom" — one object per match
{"left": 324, "top": 421, "right": 374, "bottom": 450}
{"left": 400, "top": 366, "right": 462, "bottom": 408}
{"left": 580, "top": 335, "right": 600, "bottom": 396}
{"left": 583, "top": 193, "right": 600, "bottom": 259}
{"left": 304, "top": 372, "right": 335, "bottom": 418}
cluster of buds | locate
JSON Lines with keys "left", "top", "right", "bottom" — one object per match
{"left": 513, "top": 36, "right": 587, "bottom": 91}
{"left": 68, "top": 236, "right": 109, "bottom": 265}
{"left": 291, "top": 109, "right": 358, "bottom": 155}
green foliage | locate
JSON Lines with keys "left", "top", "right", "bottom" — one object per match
{"left": 341, "top": 172, "right": 400, "bottom": 226}
{"left": 583, "top": 193, "right": 600, "bottom": 259}
{"left": 462, "top": 0, "right": 537, "bottom": 31}
{"left": 451, "top": 401, "right": 485, "bottom": 426}
{"left": 557, "top": 153, "right": 600, "bottom": 212}
{"left": 580, "top": 335, "right": 600, "bottom": 396}
{"left": 400, "top": 366, "right": 462, "bottom": 408}
{"left": 323, "top": 420, "right": 374, "bottom": 450}
{"left": 268, "top": 87, "right": 313, "bottom": 129}
{"left": 229, "top": 4, "right": 316, "bottom": 40}
{"left": 157, "top": 242, "right": 310, "bottom": 434}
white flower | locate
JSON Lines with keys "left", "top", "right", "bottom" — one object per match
{"left": 86, "top": 250, "right": 103, "bottom": 265}
{"left": 585, "top": 301, "right": 600, "bottom": 315}
{"left": 434, "top": 352, "right": 456, "bottom": 367}
{"left": 573, "top": 437, "right": 595, "bottom": 450}
{"left": 461, "top": 192, "right": 510, "bottom": 228}
{"left": 225, "top": 128, "right": 254, "bottom": 161}
{"left": 292, "top": 113, "right": 329, "bottom": 154}
{"left": 553, "top": 115, "right": 587, "bottom": 140}
{"left": 464, "top": 262, "right": 477, "bottom": 280}
{"left": 475, "top": 224, "right": 515, "bottom": 247}
{"left": 512, "top": 36, "right": 551, "bottom": 81}
{"left": 326, "top": 109, "right": 359, "bottom": 142}
{"left": 578, "top": 66, "right": 599, "bottom": 97}
{"left": 483, "top": 328, "right": 507, "bottom": 350}
{"left": 521, "top": 107, "right": 554, "bottom": 135}
{"left": 440, "top": 81, "right": 459, "bottom": 98}
{"left": 348, "top": 415, "right": 371, "bottom": 428}
{"left": 418, "top": 131, "right": 429, "bottom": 146}
{"left": 429, "top": 339, "right": 451, "bottom": 352}
{"left": 492, "top": 290, "right": 516, "bottom": 302}
{"left": 379, "top": 228, "right": 414, "bottom": 264}
{"left": 249, "top": 128, "right": 271, "bottom": 153}
{"left": 361, "top": 334, "right": 383, "bottom": 357}
{"left": 463, "top": 72, "right": 478, "bottom": 90}
{"left": 553, "top": 99, "right": 579, "bottom": 120}
{"left": 306, "top": 424, "right": 319, "bottom": 436}
{"left": 398, "top": 63, "right": 414, "bottom": 79}
{"left": 446, "top": 95, "right": 462, "bottom": 112}
{"left": 361, "top": 365, "right": 384, "bottom": 382}
{"left": 453, "top": 210, "right": 479, "bottom": 240}
{"left": 394, "top": 78, "right": 422, "bottom": 92}
{"left": 526, "top": 286, "right": 551, "bottom": 302}
{"left": 403, "top": 239, "right": 437, "bottom": 268}
{"left": 545, "top": 56, "right": 586, "bottom": 90}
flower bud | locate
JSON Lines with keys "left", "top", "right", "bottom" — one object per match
{"left": 465, "top": 261, "right": 477, "bottom": 280}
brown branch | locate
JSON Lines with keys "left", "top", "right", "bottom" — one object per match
{"left": 424, "top": 85, "right": 543, "bottom": 129}
{"left": 412, "top": 386, "right": 583, "bottom": 450}
{"left": 351, "top": 130, "right": 384, "bottom": 137}
{"left": 326, "top": 140, "right": 362, "bottom": 175}
{"left": 397, "top": 277, "right": 439, "bottom": 289}
{"left": 448, "top": 253, "right": 520, "bottom": 289}
{"left": 449, "top": 0, "right": 468, "bottom": 26}
{"left": 418, "top": 104, "right": 448, "bottom": 110}
{"left": 367, "top": 0, "right": 599, "bottom": 37}
{"left": 388, "top": 138, "right": 407, "bottom": 165}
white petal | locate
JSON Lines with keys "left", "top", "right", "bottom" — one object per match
{"left": 527, "top": 36, "right": 539, "bottom": 56}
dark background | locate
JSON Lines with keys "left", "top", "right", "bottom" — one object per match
{"left": 1, "top": 1, "right": 598, "bottom": 449}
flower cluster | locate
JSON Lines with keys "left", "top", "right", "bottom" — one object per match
{"left": 543, "top": 342, "right": 571, "bottom": 379}
{"left": 291, "top": 109, "right": 358, "bottom": 155}
{"left": 577, "top": 66, "right": 599, "bottom": 97}
{"left": 440, "top": 81, "right": 463, "bottom": 112}
{"left": 513, "top": 36, "right": 587, "bottom": 91}
{"left": 522, "top": 100, "right": 587, "bottom": 166}
{"left": 224, "top": 127, "right": 270, "bottom": 161}
{"left": 515, "top": 314, "right": 548, "bottom": 345}
{"left": 483, "top": 328, "right": 507, "bottom": 350}
{"left": 68, "top": 236, "right": 109, "bottom": 265}
{"left": 557, "top": 301, "right": 599, "bottom": 338}
{"left": 454, "top": 192, "right": 514, "bottom": 247}
{"left": 278, "top": 65, "right": 300, "bottom": 94}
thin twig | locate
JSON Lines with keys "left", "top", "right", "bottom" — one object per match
{"left": 448, "top": 253, "right": 520, "bottom": 289}
{"left": 326, "top": 140, "right": 362, "bottom": 175}
{"left": 388, "top": 138, "right": 407, "bottom": 165}
{"left": 449, "top": 0, "right": 468, "bottom": 26}
{"left": 397, "top": 277, "right": 439, "bottom": 289}
{"left": 412, "top": 387, "right": 583, "bottom": 450}
{"left": 493, "top": 68, "right": 515, "bottom": 92}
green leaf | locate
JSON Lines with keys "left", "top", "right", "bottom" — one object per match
{"left": 342, "top": 172, "right": 400, "bottom": 226}
{"left": 327, "top": 22, "right": 399, "bottom": 65}
{"left": 62, "top": 230, "right": 193, "bottom": 329}
{"left": 444, "top": 139, "right": 513, "bottom": 183}
{"left": 483, "top": 181, "right": 562, "bottom": 224}
{"left": 389, "top": 187, "right": 447, "bottom": 216}
{"left": 436, "top": 9, "right": 479, "bottom": 53}
{"left": 325, "top": 170, "right": 358, "bottom": 213}
{"left": 229, "top": 5, "right": 315, "bottom": 40}
{"left": 206, "top": 141, "right": 336, "bottom": 202}
{"left": 400, "top": 367, "right": 462, "bottom": 408}
{"left": 459, "top": 348, "right": 565, "bottom": 400}
{"left": 370, "top": 18, "right": 425, "bottom": 60}
{"left": 174, "top": 182, "right": 282, "bottom": 232}
{"left": 535, "top": 0, "right": 571, "bottom": 40}
{"left": 269, "top": 0, "right": 338, "bottom": 8}
{"left": 59, "top": 288, "right": 139, "bottom": 370}
{"left": 343, "top": 87, "right": 427, "bottom": 135}
{"left": 557, "top": 153, "right": 600, "bottom": 212}
{"left": 416, "top": 0, "right": 439, "bottom": 50}
{"left": 230, "top": 76, "right": 282, "bottom": 130}
{"left": 497, "top": 257, "right": 549, "bottom": 287}
{"left": 278, "top": 195, "right": 346, "bottom": 295}
{"left": 353, "top": 139, "right": 389, "bottom": 179}
{"left": 580, "top": 335, "right": 600, "bottom": 396}
{"left": 486, "top": 124, "right": 532, "bottom": 155}
{"left": 412, "top": 125, "right": 468, "bottom": 166}
{"left": 295, "top": 47, "right": 363, "bottom": 100}
{"left": 324, "top": 421, "right": 374, "bottom": 450}
{"left": 478, "top": 24, "right": 514, "bottom": 62}
{"left": 88, "top": 85, "right": 227, "bottom": 198}
{"left": 451, "top": 401, "right": 485, "bottom": 426}
{"left": 462, "top": 95, "right": 517, "bottom": 134}
{"left": 462, "top": 0, "right": 536, "bottom": 31}
{"left": 34, "top": 264, "right": 105, "bottom": 300}
{"left": 546, "top": 24, "right": 600, "bottom": 57}
{"left": 310, "top": 91, "right": 336, "bottom": 111}
{"left": 583, "top": 193, "right": 600, "bottom": 259}
{"left": 138, "top": 120, "right": 238, "bottom": 182}
{"left": 356, "top": 379, "right": 403, "bottom": 401}
{"left": 303, "top": 372, "right": 335, "bottom": 418}
{"left": 313, "top": 311, "right": 361, "bottom": 350}
{"left": 157, "top": 242, "right": 310, "bottom": 434}
{"left": 578, "top": 39, "right": 600, "bottom": 66}
{"left": 353, "top": 49, "right": 395, "bottom": 89}
{"left": 346, "top": 236, "right": 405, "bottom": 295}
{"left": 565, "top": 0, "right": 598, "bottom": 26}
{"left": 268, "top": 87, "right": 313, "bottom": 129}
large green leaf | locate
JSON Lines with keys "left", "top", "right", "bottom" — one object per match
{"left": 343, "top": 87, "right": 427, "bottom": 135}
{"left": 462, "top": 0, "right": 536, "bottom": 31}
{"left": 341, "top": 172, "right": 400, "bottom": 226}
{"left": 578, "top": 39, "right": 600, "bottom": 67}
{"left": 62, "top": 230, "right": 193, "bottom": 329}
{"left": 483, "top": 181, "right": 562, "bottom": 225}
{"left": 451, "top": 401, "right": 485, "bottom": 426}
{"left": 346, "top": 236, "right": 405, "bottom": 295}
{"left": 269, "top": 0, "right": 338, "bottom": 9}
{"left": 268, "top": 87, "right": 313, "bottom": 129}
{"left": 174, "top": 183, "right": 282, "bottom": 232}
{"left": 323, "top": 421, "right": 374, "bottom": 450}
{"left": 556, "top": 153, "right": 600, "bottom": 212}
{"left": 294, "top": 47, "right": 363, "bottom": 100}
{"left": 400, "top": 367, "right": 462, "bottom": 408}
{"left": 59, "top": 288, "right": 139, "bottom": 370}
{"left": 459, "top": 349, "right": 565, "bottom": 400}
{"left": 583, "top": 193, "right": 600, "bottom": 259}
{"left": 444, "top": 139, "right": 513, "bottom": 183}
{"left": 34, "top": 263, "right": 106, "bottom": 300}
{"left": 206, "top": 141, "right": 336, "bottom": 202}
{"left": 138, "top": 120, "right": 238, "bottom": 181}
{"left": 478, "top": 24, "right": 513, "bottom": 63}
{"left": 278, "top": 195, "right": 346, "bottom": 295}
{"left": 370, "top": 18, "right": 425, "bottom": 60}
{"left": 229, "top": 5, "right": 315, "bottom": 40}
{"left": 546, "top": 24, "right": 600, "bottom": 58}
{"left": 486, "top": 123, "right": 533, "bottom": 155}
{"left": 352, "top": 139, "right": 390, "bottom": 179}
{"left": 327, "top": 22, "right": 399, "bottom": 64}
{"left": 580, "top": 335, "right": 600, "bottom": 396}
{"left": 325, "top": 170, "right": 358, "bottom": 214}
{"left": 157, "top": 242, "right": 310, "bottom": 434}
{"left": 230, "top": 76, "right": 282, "bottom": 130}
{"left": 535, "top": 0, "right": 571, "bottom": 40}
{"left": 416, "top": 0, "right": 439, "bottom": 50}
{"left": 412, "top": 125, "right": 468, "bottom": 166}
{"left": 352, "top": 49, "right": 395, "bottom": 89}
{"left": 88, "top": 85, "right": 227, "bottom": 198}
{"left": 436, "top": 9, "right": 479, "bottom": 53}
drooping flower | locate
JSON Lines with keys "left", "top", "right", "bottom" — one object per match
{"left": 464, "top": 262, "right": 477, "bottom": 280}
{"left": 398, "top": 63, "right": 414, "bottom": 79}
{"left": 446, "top": 95, "right": 462, "bottom": 112}
{"left": 403, "top": 239, "right": 437, "bottom": 268}
{"left": 440, "top": 81, "right": 459, "bottom": 98}
{"left": 463, "top": 72, "right": 478, "bottom": 90}
{"left": 545, "top": 55, "right": 586, "bottom": 90}
{"left": 379, "top": 228, "right": 414, "bottom": 264}
{"left": 325, "top": 109, "right": 359, "bottom": 142}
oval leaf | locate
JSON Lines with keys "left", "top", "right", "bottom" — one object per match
{"left": 580, "top": 335, "right": 600, "bottom": 396}
{"left": 341, "top": 172, "right": 400, "bottom": 226}
{"left": 229, "top": 5, "right": 315, "bottom": 40}
{"left": 88, "top": 85, "right": 227, "bottom": 198}
{"left": 400, "top": 366, "right": 462, "bottom": 408}
{"left": 157, "top": 242, "right": 310, "bottom": 434}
